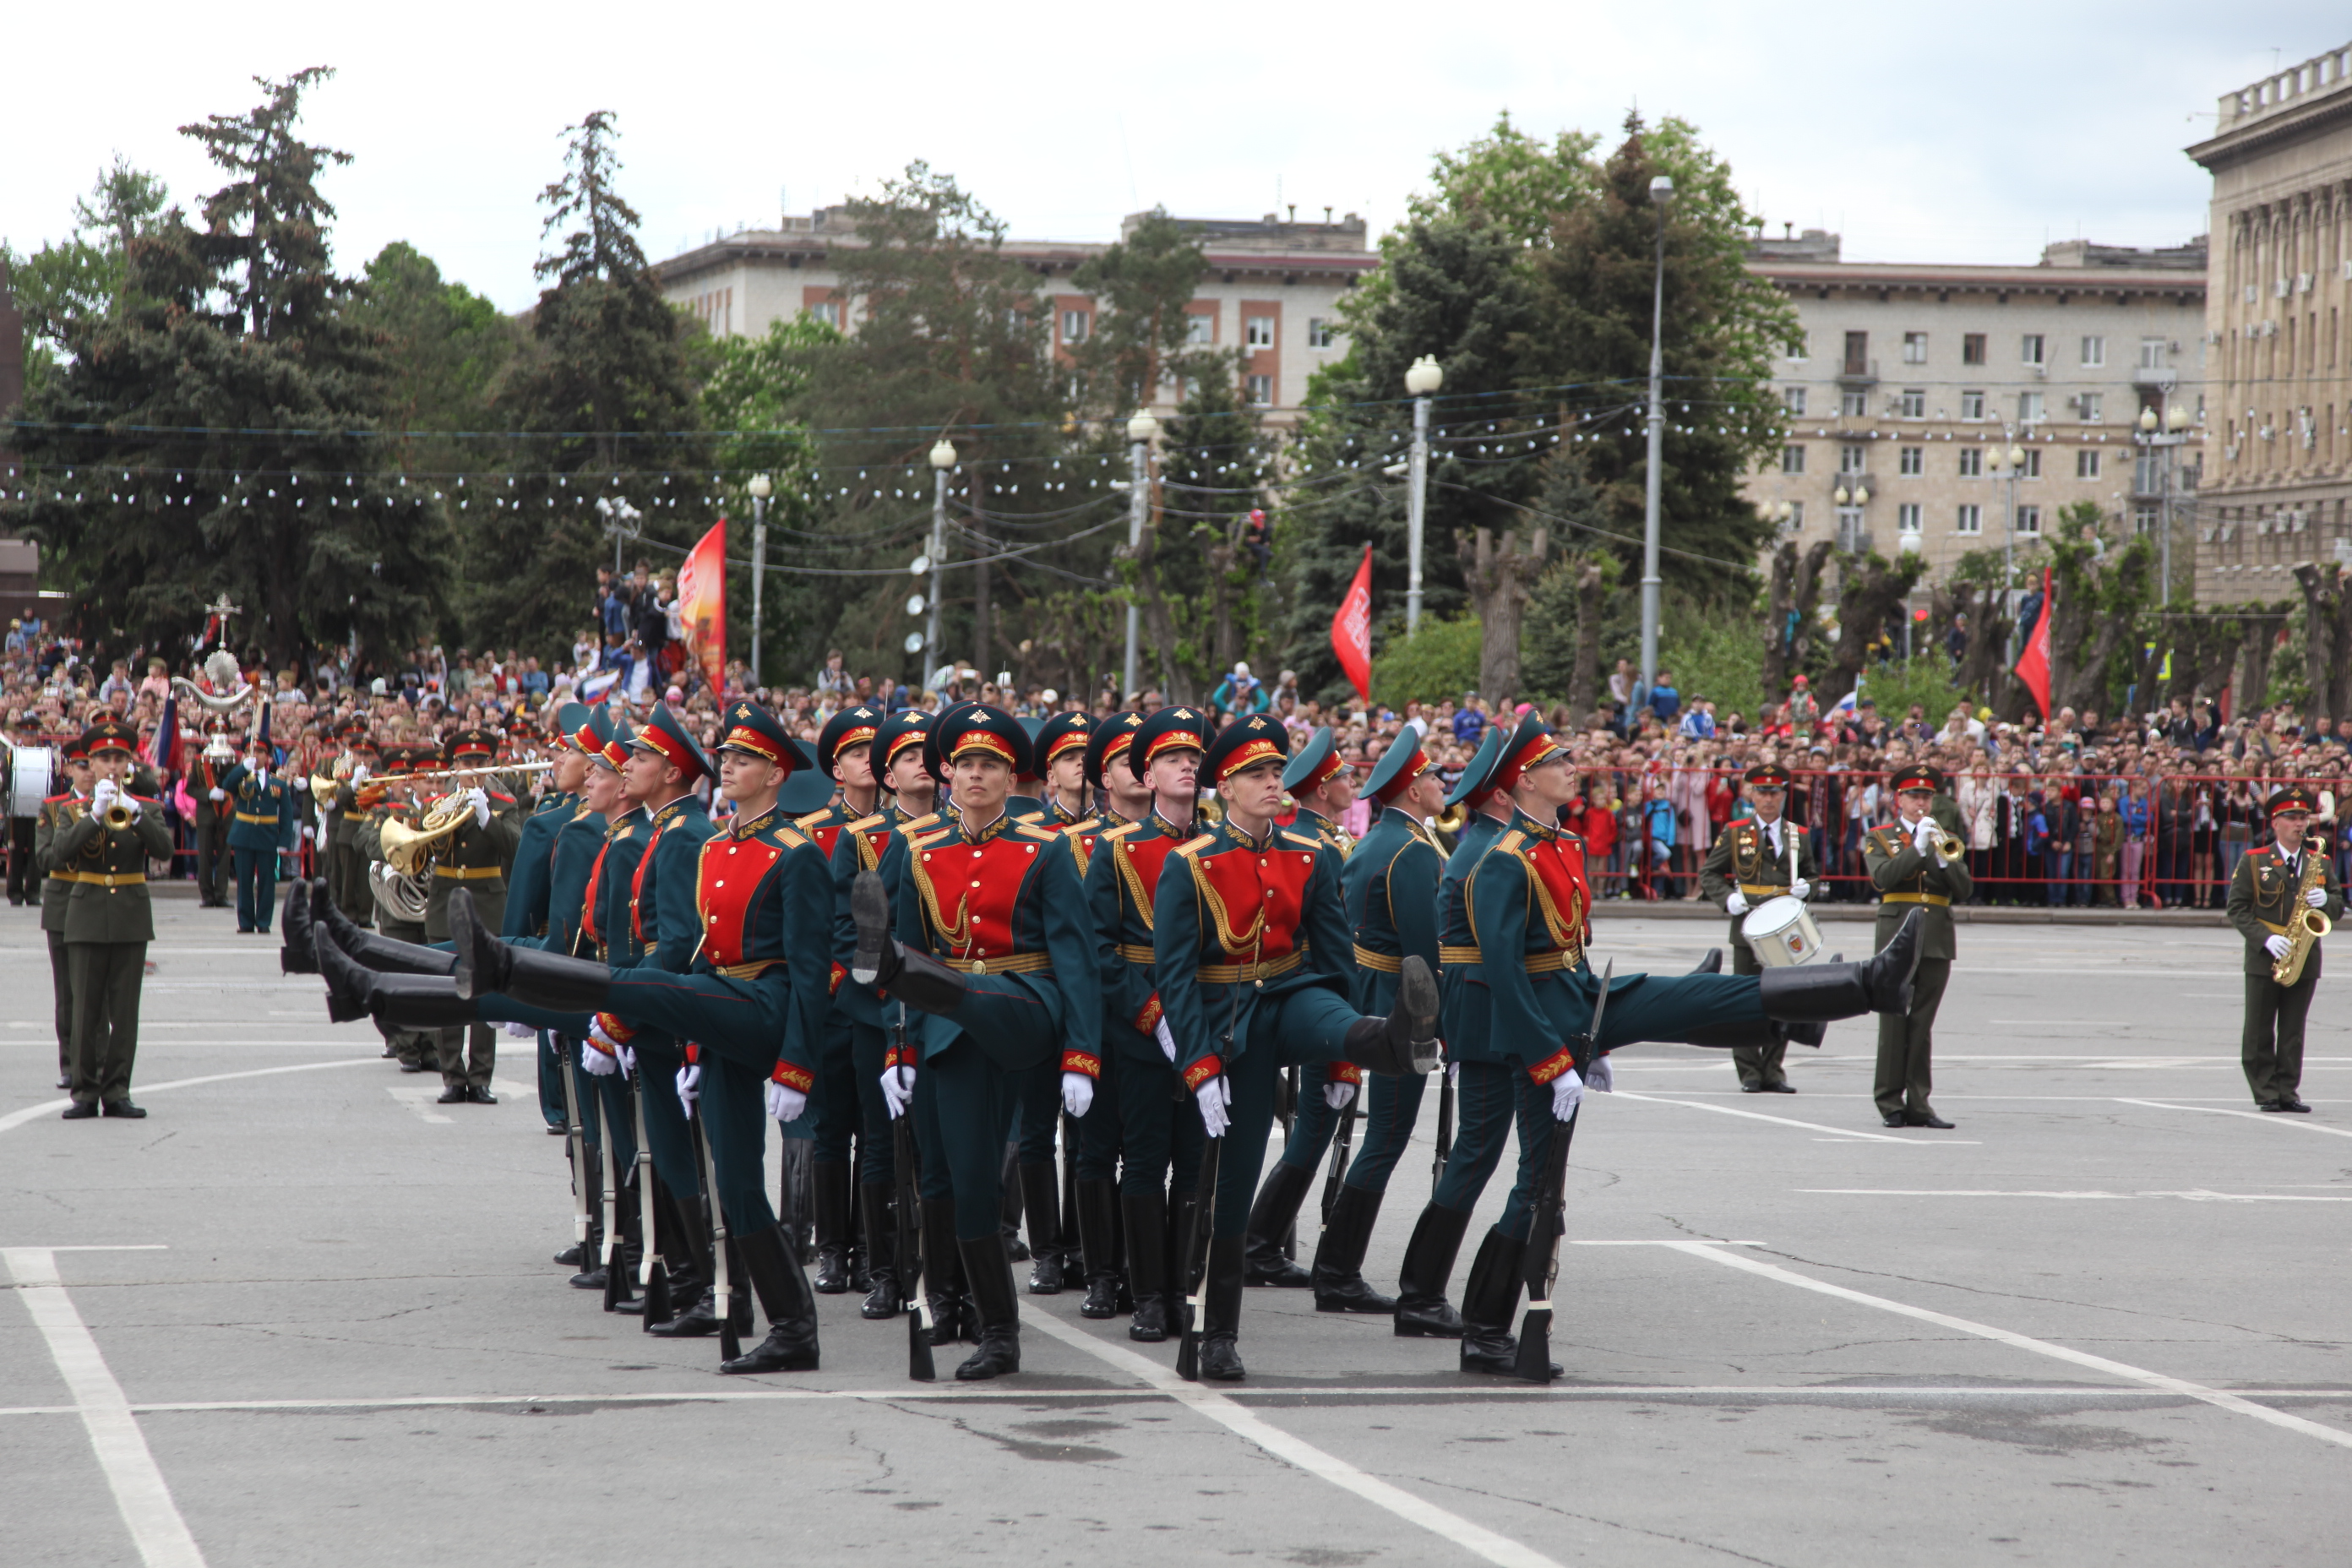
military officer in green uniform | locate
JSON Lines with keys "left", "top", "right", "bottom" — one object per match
{"left": 55, "top": 721, "right": 175, "bottom": 1119}
{"left": 424, "top": 727, "right": 523, "bottom": 1103}
{"left": 503, "top": 705, "right": 592, "bottom": 1131}
{"left": 34, "top": 737, "right": 94, "bottom": 1089}
{"left": 2225, "top": 785, "right": 2342, "bottom": 1113}
{"left": 219, "top": 733, "right": 297, "bottom": 934}
{"left": 326, "top": 727, "right": 383, "bottom": 928}
{"left": 358, "top": 747, "right": 438, "bottom": 1071}
{"left": 1698, "top": 761, "right": 1820, "bottom": 1093}
{"left": 1863, "top": 763, "right": 1970, "bottom": 1130}
{"left": 187, "top": 724, "right": 237, "bottom": 908}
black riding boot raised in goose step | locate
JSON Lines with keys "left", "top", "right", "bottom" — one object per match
{"left": 1757, "top": 910, "right": 1923, "bottom": 1022}
{"left": 1690, "top": 948, "right": 1723, "bottom": 973}
{"left": 1196, "top": 1238, "right": 1249, "bottom": 1382}
{"left": 1392, "top": 1201, "right": 1472, "bottom": 1337}
{"left": 719, "top": 1223, "right": 820, "bottom": 1375}
{"left": 1311, "top": 1183, "right": 1397, "bottom": 1314}
{"left": 858, "top": 1184, "right": 902, "bottom": 1320}
{"left": 1075, "top": 1179, "right": 1124, "bottom": 1320}
{"left": 1018, "top": 1162, "right": 1064, "bottom": 1293}
{"left": 318, "top": 881, "right": 457, "bottom": 974}
{"left": 810, "top": 1162, "right": 854, "bottom": 1294}
{"left": 848, "top": 868, "right": 971, "bottom": 1014}
{"left": 1337, "top": 956, "right": 1441, "bottom": 1076}
{"left": 448, "top": 889, "right": 610, "bottom": 1007}
{"left": 954, "top": 1236, "right": 1022, "bottom": 1380}
{"left": 1242, "top": 1161, "right": 1315, "bottom": 1287}
{"left": 280, "top": 881, "right": 319, "bottom": 973}
{"left": 1120, "top": 1190, "right": 1170, "bottom": 1342}
{"left": 315, "top": 930, "right": 480, "bottom": 1029}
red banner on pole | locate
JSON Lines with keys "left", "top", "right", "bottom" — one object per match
{"left": 2012, "top": 565, "right": 2053, "bottom": 720}
{"left": 1332, "top": 543, "right": 1373, "bottom": 705}
{"left": 677, "top": 520, "right": 729, "bottom": 695}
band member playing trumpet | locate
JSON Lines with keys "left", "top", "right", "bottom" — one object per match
{"left": 1864, "top": 764, "right": 1969, "bottom": 1130}
{"left": 2227, "top": 785, "right": 2343, "bottom": 1113}
{"left": 1698, "top": 762, "right": 1817, "bottom": 1094}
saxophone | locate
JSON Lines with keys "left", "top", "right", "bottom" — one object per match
{"left": 2273, "top": 836, "right": 2331, "bottom": 986}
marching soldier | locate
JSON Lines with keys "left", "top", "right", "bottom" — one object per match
{"left": 424, "top": 728, "right": 522, "bottom": 1105}
{"left": 326, "top": 726, "right": 383, "bottom": 928}
{"left": 503, "top": 705, "right": 592, "bottom": 1132}
{"left": 219, "top": 733, "right": 297, "bottom": 934}
{"left": 55, "top": 720, "right": 174, "bottom": 1119}
{"left": 34, "top": 737, "right": 94, "bottom": 1089}
{"left": 1864, "top": 764, "right": 1971, "bottom": 1130}
{"left": 1697, "top": 762, "right": 1819, "bottom": 1093}
{"left": 1314, "top": 728, "right": 1451, "bottom": 1314}
{"left": 188, "top": 723, "right": 237, "bottom": 909}
{"left": 2226, "top": 784, "right": 2342, "bottom": 1113}
{"left": 1239, "top": 727, "right": 1360, "bottom": 1288}
{"left": 359, "top": 748, "right": 438, "bottom": 1073}
{"left": 1011, "top": 706, "right": 1097, "bottom": 1293}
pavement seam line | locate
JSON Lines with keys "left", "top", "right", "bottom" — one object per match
{"left": 0, "top": 1057, "right": 379, "bottom": 1135}
{"left": 1647, "top": 1240, "right": 2352, "bottom": 1454}
{"left": 1609, "top": 1089, "right": 1916, "bottom": 1142}
{"left": 2, "top": 1248, "right": 206, "bottom": 1568}
{"left": 2116, "top": 1098, "right": 2352, "bottom": 1140}
{"left": 1021, "top": 1309, "right": 1565, "bottom": 1568}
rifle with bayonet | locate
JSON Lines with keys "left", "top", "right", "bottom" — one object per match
{"left": 1430, "top": 1055, "right": 1455, "bottom": 1198}
{"left": 629, "top": 1051, "right": 670, "bottom": 1326}
{"left": 554, "top": 1033, "right": 596, "bottom": 1271}
{"left": 690, "top": 1087, "right": 741, "bottom": 1364}
{"left": 891, "top": 1011, "right": 936, "bottom": 1380}
{"left": 1511, "top": 960, "right": 1609, "bottom": 1383}
{"left": 1319, "top": 1087, "right": 1358, "bottom": 1228}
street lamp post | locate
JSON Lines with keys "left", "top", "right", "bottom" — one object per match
{"left": 1403, "top": 356, "right": 1442, "bottom": 633}
{"left": 746, "top": 472, "right": 773, "bottom": 688}
{"left": 1123, "top": 411, "right": 1158, "bottom": 697}
{"left": 2139, "top": 404, "right": 2192, "bottom": 602}
{"left": 1986, "top": 435, "right": 2027, "bottom": 662}
{"left": 1639, "top": 175, "right": 1674, "bottom": 696}
{"left": 928, "top": 438, "right": 956, "bottom": 681}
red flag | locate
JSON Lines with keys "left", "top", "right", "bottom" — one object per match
{"left": 676, "top": 520, "right": 729, "bottom": 695}
{"left": 2012, "top": 565, "right": 2053, "bottom": 720}
{"left": 1331, "top": 544, "right": 1373, "bottom": 705}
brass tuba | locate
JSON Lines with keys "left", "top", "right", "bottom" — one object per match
{"left": 2273, "top": 836, "right": 2331, "bottom": 987}
{"left": 378, "top": 792, "right": 475, "bottom": 876}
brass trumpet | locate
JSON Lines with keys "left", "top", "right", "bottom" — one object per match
{"left": 103, "top": 801, "right": 135, "bottom": 830}
{"left": 1929, "top": 823, "right": 1966, "bottom": 861}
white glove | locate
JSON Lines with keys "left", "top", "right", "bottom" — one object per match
{"left": 2264, "top": 934, "right": 2293, "bottom": 961}
{"left": 90, "top": 780, "right": 117, "bottom": 814}
{"left": 468, "top": 787, "right": 491, "bottom": 829}
{"left": 503, "top": 1021, "right": 536, "bottom": 1040}
{"left": 881, "top": 1065, "right": 915, "bottom": 1119}
{"left": 1911, "top": 815, "right": 1936, "bottom": 852}
{"left": 766, "top": 1081, "right": 807, "bottom": 1122}
{"left": 351, "top": 764, "right": 369, "bottom": 784}
{"left": 301, "top": 825, "right": 315, "bottom": 841}
{"left": 1585, "top": 1055, "right": 1614, "bottom": 1093}
{"left": 1788, "top": 878, "right": 1810, "bottom": 900}
{"left": 1061, "top": 1071, "right": 1094, "bottom": 1118}
{"left": 581, "top": 1038, "right": 619, "bottom": 1076}
{"left": 675, "top": 1062, "right": 700, "bottom": 1113}
{"left": 1724, "top": 890, "right": 1750, "bottom": 916}
{"left": 1154, "top": 1018, "right": 1179, "bottom": 1064}
{"left": 293, "top": 775, "right": 310, "bottom": 792}
{"left": 1324, "top": 1081, "right": 1355, "bottom": 1111}
{"left": 2307, "top": 886, "right": 2328, "bottom": 909}
{"left": 1550, "top": 1066, "right": 1585, "bottom": 1123}
{"left": 1195, "top": 1075, "right": 1233, "bottom": 1138}
{"left": 208, "top": 787, "right": 226, "bottom": 802}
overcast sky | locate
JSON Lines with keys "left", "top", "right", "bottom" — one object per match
{"left": 3, "top": 3, "right": 2338, "bottom": 313}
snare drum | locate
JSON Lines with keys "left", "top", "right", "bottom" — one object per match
{"left": 1740, "top": 894, "right": 1824, "bottom": 967}
{"left": 7, "top": 743, "right": 56, "bottom": 818}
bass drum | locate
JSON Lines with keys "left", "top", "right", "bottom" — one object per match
{"left": 8, "top": 744, "right": 56, "bottom": 818}
{"left": 1740, "top": 894, "right": 1825, "bottom": 967}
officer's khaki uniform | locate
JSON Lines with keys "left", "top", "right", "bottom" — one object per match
{"left": 1863, "top": 822, "right": 1971, "bottom": 1119}
{"left": 1697, "top": 814, "right": 1817, "bottom": 1090}
{"left": 52, "top": 793, "right": 175, "bottom": 1108}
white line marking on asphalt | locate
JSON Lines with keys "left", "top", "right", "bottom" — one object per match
{"left": 1799, "top": 1189, "right": 2352, "bottom": 1202}
{"left": 2116, "top": 1099, "right": 2352, "bottom": 1139}
{"left": 0, "top": 1057, "right": 378, "bottom": 1135}
{"left": 385, "top": 1086, "right": 454, "bottom": 1124}
{"left": 1639, "top": 1240, "right": 2352, "bottom": 1455}
{"left": 1023, "top": 1310, "right": 1565, "bottom": 1568}
{"left": 1, "top": 1248, "right": 205, "bottom": 1568}
{"left": 1610, "top": 1090, "right": 1957, "bottom": 1144}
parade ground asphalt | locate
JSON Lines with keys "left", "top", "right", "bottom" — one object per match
{"left": 3, "top": 901, "right": 2349, "bottom": 1568}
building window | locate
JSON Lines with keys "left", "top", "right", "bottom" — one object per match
{"left": 1963, "top": 333, "right": 1987, "bottom": 366}
{"left": 1897, "top": 503, "right": 1923, "bottom": 534}
{"left": 1783, "top": 386, "right": 1807, "bottom": 416}
{"left": 2020, "top": 449, "right": 2042, "bottom": 479}
{"left": 1784, "top": 500, "right": 1805, "bottom": 530}
{"left": 1060, "top": 309, "right": 1091, "bottom": 344}
{"left": 2078, "top": 392, "right": 2103, "bottom": 423}
{"left": 1244, "top": 316, "right": 1274, "bottom": 349}
{"left": 2077, "top": 449, "right": 2102, "bottom": 479}
{"left": 2018, "top": 391, "right": 2045, "bottom": 425}
{"left": 1244, "top": 374, "right": 1273, "bottom": 406}
{"left": 2139, "top": 335, "right": 2168, "bottom": 368}
{"left": 1786, "top": 333, "right": 1809, "bottom": 362}
{"left": 808, "top": 300, "right": 841, "bottom": 329}
{"left": 1840, "top": 389, "right": 1869, "bottom": 418}
{"left": 1781, "top": 445, "right": 1806, "bottom": 475}
{"left": 1185, "top": 313, "right": 1213, "bottom": 345}
{"left": 1903, "top": 332, "right": 1928, "bottom": 364}
{"left": 1958, "top": 447, "right": 1984, "bottom": 477}
{"left": 1839, "top": 444, "right": 1868, "bottom": 476}
{"left": 1961, "top": 390, "right": 1985, "bottom": 421}
{"left": 1957, "top": 504, "right": 1982, "bottom": 535}
{"left": 2133, "top": 505, "right": 2158, "bottom": 534}
{"left": 1306, "top": 318, "right": 1335, "bottom": 348}
{"left": 2080, "top": 335, "right": 2105, "bottom": 368}
{"left": 2021, "top": 334, "right": 2045, "bottom": 367}
{"left": 1836, "top": 507, "right": 1869, "bottom": 553}
{"left": 1843, "top": 331, "right": 1870, "bottom": 373}
{"left": 2016, "top": 504, "right": 2042, "bottom": 535}
{"left": 1898, "top": 388, "right": 1925, "bottom": 418}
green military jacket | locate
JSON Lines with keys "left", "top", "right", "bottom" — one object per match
{"left": 2225, "top": 839, "right": 2344, "bottom": 979}
{"left": 50, "top": 791, "right": 176, "bottom": 943}
{"left": 422, "top": 789, "right": 523, "bottom": 940}
{"left": 357, "top": 802, "right": 427, "bottom": 939}
{"left": 1697, "top": 814, "right": 1818, "bottom": 957}
{"left": 187, "top": 753, "right": 237, "bottom": 826}
{"left": 1863, "top": 819, "right": 1972, "bottom": 961}
{"left": 33, "top": 787, "right": 87, "bottom": 934}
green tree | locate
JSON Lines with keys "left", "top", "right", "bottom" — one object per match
{"left": 1070, "top": 208, "right": 1207, "bottom": 418}
{"left": 700, "top": 314, "right": 837, "bottom": 686}
{"left": 343, "top": 241, "right": 520, "bottom": 478}
{"left": 1, "top": 68, "right": 449, "bottom": 671}
{"left": 1137, "top": 356, "right": 1277, "bottom": 700}
{"left": 3, "top": 158, "right": 173, "bottom": 398}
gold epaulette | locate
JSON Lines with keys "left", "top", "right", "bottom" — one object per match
{"left": 1279, "top": 830, "right": 1323, "bottom": 850}
{"left": 1015, "top": 821, "right": 1062, "bottom": 841}
{"left": 606, "top": 825, "right": 634, "bottom": 841}
{"left": 1494, "top": 829, "right": 1527, "bottom": 858}
{"left": 913, "top": 825, "right": 956, "bottom": 849}
{"left": 1098, "top": 820, "right": 1144, "bottom": 841}
{"left": 899, "top": 811, "right": 942, "bottom": 836}
{"left": 794, "top": 808, "right": 833, "bottom": 828}
{"left": 1064, "top": 814, "right": 1100, "bottom": 836}
{"left": 1173, "top": 832, "right": 1217, "bottom": 859}
{"left": 846, "top": 812, "right": 887, "bottom": 832}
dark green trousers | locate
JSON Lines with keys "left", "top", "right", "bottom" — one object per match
{"left": 47, "top": 927, "right": 74, "bottom": 1081}
{"left": 437, "top": 1024, "right": 495, "bottom": 1091}
{"left": 2241, "top": 954, "right": 2318, "bottom": 1107}
{"left": 1729, "top": 940, "right": 1788, "bottom": 1089}
{"left": 378, "top": 917, "right": 438, "bottom": 1066}
{"left": 1113, "top": 1041, "right": 1203, "bottom": 1199}
{"left": 193, "top": 814, "right": 228, "bottom": 905}
{"left": 912, "top": 1037, "right": 1019, "bottom": 1241}
{"left": 334, "top": 837, "right": 373, "bottom": 926}
{"left": 66, "top": 940, "right": 146, "bottom": 1107}
{"left": 1873, "top": 956, "right": 1950, "bottom": 1118}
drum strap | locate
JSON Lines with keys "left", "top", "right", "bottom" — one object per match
{"left": 1736, "top": 883, "right": 1785, "bottom": 897}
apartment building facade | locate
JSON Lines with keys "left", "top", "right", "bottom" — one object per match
{"left": 1740, "top": 232, "right": 2208, "bottom": 591}
{"left": 654, "top": 208, "right": 1375, "bottom": 424}
{"left": 2186, "top": 40, "right": 2352, "bottom": 603}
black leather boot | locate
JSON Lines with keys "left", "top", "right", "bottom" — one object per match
{"left": 999, "top": 1142, "right": 1028, "bottom": 1261}
{"left": 317, "top": 932, "right": 479, "bottom": 1028}
{"left": 1393, "top": 1202, "right": 1472, "bottom": 1337}
{"left": 1242, "top": 1161, "right": 1315, "bottom": 1286}
{"left": 1019, "top": 1162, "right": 1063, "bottom": 1293}
{"left": 923, "top": 1200, "right": 975, "bottom": 1345}
{"left": 280, "top": 880, "right": 318, "bottom": 973}
{"left": 319, "top": 885, "right": 456, "bottom": 974}
{"left": 449, "top": 889, "right": 612, "bottom": 1006}
{"left": 1457, "top": 1227, "right": 1527, "bottom": 1375}
{"left": 1338, "top": 956, "right": 1441, "bottom": 1075}
{"left": 1311, "top": 1184, "right": 1397, "bottom": 1313}
{"left": 1690, "top": 948, "right": 1723, "bottom": 973}
{"left": 858, "top": 1185, "right": 901, "bottom": 1320}
{"left": 720, "top": 1223, "right": 820, "bottom": 1374}
{"left": 1196, "top": 1238, "right": 1248, "bottom": 1382}
{"left": 1121, "top": 1190, "right": 1170, "bottom": 1342}
{"left": 955, "top": 1235, "right": 1022, "bottom": 1380}
{"left": 810, "top": 1161, "right": 853, "bottom": 1293}
{"left": 648, "top": 1240, "right": 752, "bottom": 1339}
{"left": 1075, "top": 1179, "right": 1124, "bottom": 1319}
{"left": 644, "top": 1180, "right": 706, "bottom": 1330}
{"left": 1758, "top": 910, "right": 1922, "bottom": 1021}
{"left": 849, "top": 869, "right": 969, "bottom": 1013}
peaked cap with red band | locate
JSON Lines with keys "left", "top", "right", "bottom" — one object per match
{"left": 1035, "top": 709, "right": 1094, "bottom": 768}
{"left": 1204, "top": 712, "right": 1289, "bottom": 784}
{"left": 1486, "top": 712, "right": 1565, "bottom": 798}
{"left": 923, "top": 702, "right": 1031, "bottom": 780}
{"left": 716, "top": 700, "right": 812, "bottom": 776}
{"left": 629, "top": 702, "right": 711, "bottom": 782}
{"left": 596, "top": 713, "right": 634, "bottom": 771}
{"left": 817, "top": 703, "right": 884, "bottom": 779}
{"left": 874, "top": 710, "right": 934, "bottom": 776}
{"left": 1126, "top": 705, "right": 1211, "bottom": 778}
{"left": 1363, "top": 730, "right": 1433, "bottom": 803}
{"left": 1280, "top": 726, "right": 1344, "bottom": 795}
{"left": 1086, "top": 710, "right": 1141, "bottom": 790}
